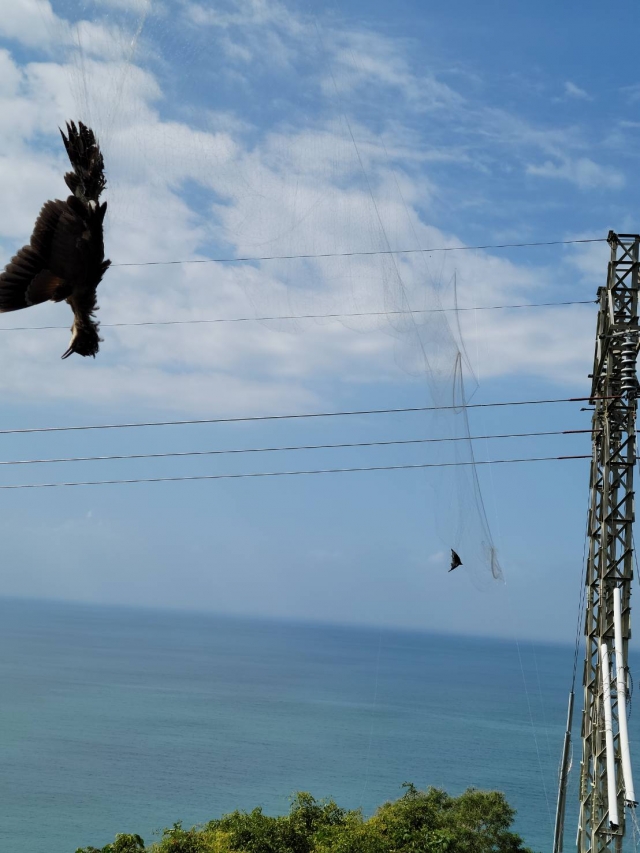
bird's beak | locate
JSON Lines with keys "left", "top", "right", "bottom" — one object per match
{"left": 61, "top": 346, "right": 74, "bottom": 359}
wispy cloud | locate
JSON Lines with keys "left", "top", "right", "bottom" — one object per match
{"left": 620, "top": 82, "right": 640, "bottom": 101}
{"left": 526, "top": 157, "right": 624, "bottom": 189}
{"left": 564, "top": 80, "right": 591, "bottom": 100}
{"left": 321, "top": 30, "right": 462, "bottom": 110}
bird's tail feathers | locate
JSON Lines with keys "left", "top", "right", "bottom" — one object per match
{"left": 60, "top": 121, "right": 107, "bottom": 203}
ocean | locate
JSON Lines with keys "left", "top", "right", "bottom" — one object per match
{"left": 0, "top": 598, "right": 636, "bottom": 853}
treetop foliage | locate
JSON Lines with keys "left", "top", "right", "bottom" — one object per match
{"left": 75, "top": 785, "right": 537, "bottom": 853}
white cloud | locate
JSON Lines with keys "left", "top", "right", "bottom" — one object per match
{"left": 73, "top": 19, "right": 141, "bottom": 60}
{"left": 0, "top": 153, "right": 64, "bottom": 239}
{"left": 0, "top": 0, "right": 61, "bottom": 49}
{"left": 564, "top": 81, "right": 591, "bottom": 100}
{"left": 462, "top": 303, "right": 593, "bottom": 387}
{"left": 526, "top": 157, "right": 624, "bottom": 189}
{"left": 0, "top": 49, "right": 22, "bottom": 96}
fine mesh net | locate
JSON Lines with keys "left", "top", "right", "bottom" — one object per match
{"left": 25, "top": 0, "right": 503, "bottom": 588}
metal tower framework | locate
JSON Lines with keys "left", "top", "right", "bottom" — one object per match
{"left": 578, "top": 232, "right": 640, "bottom": 853}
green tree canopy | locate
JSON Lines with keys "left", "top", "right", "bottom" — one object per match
{"left": 75, "top": 786, "right": 536, "bottom": 853}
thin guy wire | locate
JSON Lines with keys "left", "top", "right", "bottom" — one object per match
{"left": 572, "top": 489, "right": 591, "bottom": 691}
{"left": 0, "top": 300, "right": 596, "bottom": 333}
{"left": 111, "top": 238, "right": 606, "bottom": 268}
{"left": 0, "top": 454, "right": 590, "bottom": 490}
{"left": 0, "top": 429, "right": 591, "bottom": 468}
{"left": 0, "top": 397, "right": 607, "bottom": 436}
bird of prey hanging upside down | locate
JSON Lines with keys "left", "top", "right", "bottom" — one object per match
{"left": 0, "top": 121, "right": 110, "bottom": 359}
{"left": 449, "top": 549, "right": 462, "bottom": 572}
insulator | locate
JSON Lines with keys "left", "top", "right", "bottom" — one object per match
{"left": 620, "top": 333, "right": 638, "bottom": 396}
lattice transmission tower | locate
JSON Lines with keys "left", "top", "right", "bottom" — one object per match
{"left": 570, "top": 232, "right": 640, "bottom": 853}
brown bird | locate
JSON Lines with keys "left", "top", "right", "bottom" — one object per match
{"left": 0, "top": 121, "right": 110, "bottom": 359}
{"left": 449, "top": 549, "right": 462, "bottom": 572}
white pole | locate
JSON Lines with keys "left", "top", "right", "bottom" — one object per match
{"left": 601, "top": 641, "right": 620, "bottom": 828}
{"left": 613, "top": 586, "right": 636, "bottom": 805}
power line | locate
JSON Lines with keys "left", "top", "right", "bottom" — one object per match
{"left": 0, "top": 300, "right": 595, "bottom": 333}
{"left": 0, "top": 429, "right": 591, "bottom": 468}
{"left": 111, "top": 238, "right": 606, "bottom": 268}
{"left": 0, "top": 454, "right": 591, "bottom": 490}
{"left": 0, "top": 397, "right": 603, "bottom": 436}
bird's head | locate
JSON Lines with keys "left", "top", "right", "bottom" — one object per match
{"left": 62, "top": 321, "right": 102, "bottom": 359}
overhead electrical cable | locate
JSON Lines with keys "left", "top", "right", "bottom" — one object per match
{"left": 0, "top": 300, "right": 595, "bottom": 333}
{"left": 0, "top": 454, "right": 591, "bottom": 491}
{"left": 0, "top": 397, "right": 608, "bottom": 436}
{"left": 111, "top": 239, "right": 606, "bottom": 268}
{"left": 0, "top": 429, "right": 591, "bottom": 468}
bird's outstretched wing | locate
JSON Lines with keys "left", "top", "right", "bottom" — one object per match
{"left": 0, "top": 200, "right": 77, "bottom": 312}
{"left": 60, "top": 121, "right": 106, "bottom": 203}
{"left": 449, "top": 549, "right": 463, "bottom": 572}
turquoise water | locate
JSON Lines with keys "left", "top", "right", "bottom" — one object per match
{"left": 0, "top": 598, "right": 635, "bottom": 853}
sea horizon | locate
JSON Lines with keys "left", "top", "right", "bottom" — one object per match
{"left": 0, "top": 592, "right": 580, "bottom": 649}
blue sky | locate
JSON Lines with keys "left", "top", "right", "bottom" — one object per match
{"left": 0, "top": 0, "right": 637, "bottom": 641}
